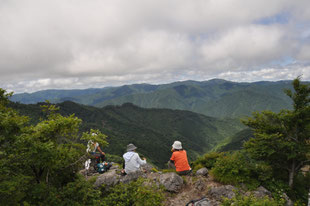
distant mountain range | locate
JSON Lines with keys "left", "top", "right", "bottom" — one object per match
{"left": 9, "top": 101, "right": 244, "bottom": 168}
{"left": 10, "top": 79, "right": 295, "bottom": 119}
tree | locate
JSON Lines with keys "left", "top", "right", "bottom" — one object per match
{"left": 0, "top": 89, "right": 108, "bottom": 205}
{"left": 243, "top": 77, "right": 310, "bottom": 188}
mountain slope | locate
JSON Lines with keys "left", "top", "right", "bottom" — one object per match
{"left": 11, "top": 79, "right": 295, "bottom": 118}
{"left": 10, "top": 101, "right": 244, "bottom": 168}
{"left": 215, "top": 128, "right": 254, "bottom": 152}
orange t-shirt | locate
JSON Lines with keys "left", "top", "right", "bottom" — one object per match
{"left": 170, "top": 150, "right": 190, "bottom": 172}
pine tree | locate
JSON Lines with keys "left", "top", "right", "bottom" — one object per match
{"left": 243, "top": 77, "right": 310, "bottom": 188}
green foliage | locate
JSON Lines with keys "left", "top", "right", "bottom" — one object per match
{"left": 221, "top": 192, "right": 286, "bottom": 206}
{"left": 0, "top": 89, "right": 109, "bottom": 205}
{"left": 192, "top": 152, "right": 223, "bottom": 171}
{"left": 101, "top": 178, "right": 164, "bottom": 206}
{"left": 210, "top": 152, "right": 273, "bottom": 189}
{"left": 242, "top": 77, "right": 310, "bottom": 188}
{"left": 47, "top": 175, "right": 102, "bottom": 206}
{"left": 288, "top": 172, "right": 310, "bottom": 204}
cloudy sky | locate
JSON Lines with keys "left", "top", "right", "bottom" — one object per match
{"left": 1, "top": 0, "right": 310, "bottom": 93}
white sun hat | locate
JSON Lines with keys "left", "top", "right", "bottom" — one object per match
{"left": 172, "top": 141, "right": 182, "bottom": 150}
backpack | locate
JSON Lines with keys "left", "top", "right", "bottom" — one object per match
{"left": 96, "top": 162, "right": 112, "bottom": 174}
{"left": 186, "top": 197, "right": 210, "bottom": 206}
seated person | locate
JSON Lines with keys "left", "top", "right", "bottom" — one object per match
{"left": 122, "top": 143, "right": 146, "bottom": 174}
{"left": 86, "top": 133, "right": 106, "bottom": 169}
{"left": 168, "top": 141, "right": 192, "bottom": 175}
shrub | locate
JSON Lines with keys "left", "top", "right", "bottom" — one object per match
{"left": 101, "top": 178, "right": 164, "bottom": 206}
{"left": 221, "top": 192, "right": 286, "bottom": 206}
{"left": 210, "top": 151, "right": 273, "bottom": 189}
{"left": 192, "top": 152, "right": 223, "bottom": 171}
{"left": 46, "top": 175, "right": 102, "bottom": 206}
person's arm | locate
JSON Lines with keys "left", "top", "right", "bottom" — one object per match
{"left": 135, "top": 153, "right": 146, "bottom": 165}
{"left": 97, "top": 145, "right": 105, "bottom": 155}
{"left": 170, "top": 152, "right": 175, "bottom": 164}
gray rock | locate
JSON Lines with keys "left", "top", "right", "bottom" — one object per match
{"left": 194, "top": 178, "right": 206, "bottom": 191}
{"left": 196, "top": 168, "right": 208, "bottom": 176}
{"left": 109, "top": 163, "right": 120, "bottom": 170}
{"left": 94, "top": 170, "right": 120, "bottom": 188}
{"left": 159, "top": 172, "right": 183, "bottom": 192}
{"left": 208, "top": 185, "right": 237, "bottom": 201}
{"left": 253, "top": 186, "right": 272, "bottom": 198}
{"left": 141, "top": 163, "right": 154, "bottom": 173}
{"left": 147, "top": 172, "right": 161, "bottom": 182}
{"left": 120, "top": 170, "right": 146, "bottom": 184}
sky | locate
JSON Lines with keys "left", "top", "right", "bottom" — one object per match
{"left": 1, "top": 0, "right": 310, "bottom": 93}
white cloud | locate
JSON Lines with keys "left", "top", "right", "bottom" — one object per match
{"left": 199, "top": 25, "right": 288, "bottom": 72}
{"left": 218, "top": 65, "right": 310, "bottom": 82}
{"left": 0, "top": 0, "right": 310, "bottom": 93}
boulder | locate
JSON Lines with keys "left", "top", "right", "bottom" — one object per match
{"left": 94, "top": 169, "right": 120, "bottom": 188}
{"left": 252, "top": 186, "right": 272, "bottom": 198}
{"left": 120, "top": 170, "right": 146, "bottom": 184}
{"left": 159, "top": 172, "right": 183, "bottom": 192}
{"left": 141, "top": 163, "right": 154, "bottom": 173}
{"left": 196, "top": 168, "right": 208, "bottom": 176}
{"left": 208, "top": 185, "right": 237, "bottom": 201}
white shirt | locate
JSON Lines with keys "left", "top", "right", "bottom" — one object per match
{"left": 123, "top": 151, "right": 146, "bottom": 174}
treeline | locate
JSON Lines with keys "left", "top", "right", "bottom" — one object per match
{"left": 192, "top": 77, "right": 310, "bottom": 205}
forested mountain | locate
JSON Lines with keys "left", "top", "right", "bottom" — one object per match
{"left": 11, "top": 79, "right": 295, "bottom": 118}
{"left": 214, "top": 128, "right": 254, "bottom": 152}
{"left": 10, "top": 101, "right": 244, "bottom": 168}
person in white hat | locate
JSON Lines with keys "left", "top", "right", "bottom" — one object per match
{"left": 122, "top": 143, "right": 146, "bottom": 174}
{"left": 168, "top": 141, "right": 191, "bottom": 175}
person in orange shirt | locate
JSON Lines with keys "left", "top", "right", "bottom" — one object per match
{"left": 168, "top": 141, "right": 192, "bottom": 175}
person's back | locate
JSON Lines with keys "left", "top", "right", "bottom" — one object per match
{"left": 169, "top": 141, "right": 191, "bottom": 175}
{"left": 123, "top": 143, "right": 146, "bottom": 174}
{"left": 171, "top": 150, "right": 190, "bottom": 172}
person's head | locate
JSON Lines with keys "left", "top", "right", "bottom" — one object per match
{"left": 126, "top": 143, "right": 137, "bottom": 152}
{"left": 172, "top": 141, "right": 182, "bottom": 151}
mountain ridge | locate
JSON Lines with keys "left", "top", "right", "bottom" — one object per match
{"left": 10, "top": 79, "right": 298, "bottom": 118}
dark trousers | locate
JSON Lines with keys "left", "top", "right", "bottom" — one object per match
{"left": 177, "top": 170, "right": 192, "bottom": 176}
{"left": 94, "top": 153, "right": 105, "bottom": 164}
{"left": 90, "top": 153, "right": 106, "bottom": 169}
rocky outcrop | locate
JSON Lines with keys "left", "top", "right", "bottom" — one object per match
{"left": 82, "top": 164, "right": 294, "bottom": 206}
{"left": 207, "top": 185, "right": 237, "bottom": 201}
{"left": 159, "top": 172, "right": 184, "bottom": 192}
{"left": 252, "top": 186, "right": 272, "bottom": 198}
{"left": 120, "top": 170, "right": 146, "bottom": 184}
{"left": 94, "top": 169, "right": 120, "bottom": 188}
{"left": 196, "top": 167, "right": 208, "bottom": 176}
